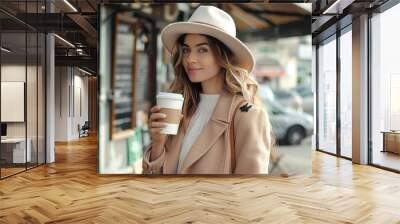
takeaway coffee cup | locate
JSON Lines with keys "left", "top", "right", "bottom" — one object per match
{"left": 156, "top": 92, "right": 184, "bottom": 135}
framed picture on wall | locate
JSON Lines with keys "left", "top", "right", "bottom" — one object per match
{"left": 1, "top": 81, "right": 25, "bottom": 122}
{"left": 110, "top": 14, "right": 138, "bottom": 140}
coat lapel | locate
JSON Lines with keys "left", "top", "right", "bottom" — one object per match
{"left": 179, "top": 90, "right": 236, "bottom": 173}
{"left": 163, "top": 129, "right": 185, "bottom": 173}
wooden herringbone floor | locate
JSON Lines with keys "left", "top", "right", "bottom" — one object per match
{"left": 1, "top": 135, "right": 400, "bottom": 224}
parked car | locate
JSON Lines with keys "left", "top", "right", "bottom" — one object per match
{"left": 272, "top": 89, "right": 303, "bottom": 112}
{"left": 264, "top": 98, "right": 313, "bottom": 145}
{"left": 258, "top": 84, "right": 275, "bottom": 101}
{"left": 292, "top": 85, "right": 313, "bottom": 115}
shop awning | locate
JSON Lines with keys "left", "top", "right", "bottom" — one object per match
{"left": 254, "top": 58, "right": 285, "bottom": 78}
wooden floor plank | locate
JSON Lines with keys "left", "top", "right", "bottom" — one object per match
{"left": 0, "top": 135, "right": 399, "bottom": 223}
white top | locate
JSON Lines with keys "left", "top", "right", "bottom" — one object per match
{"left": 176, "top": 93, "right": 220, "bottom": 173}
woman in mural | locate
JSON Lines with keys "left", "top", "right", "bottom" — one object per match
{"left": 143, "top": 5, "right": 273, "bottom": 174}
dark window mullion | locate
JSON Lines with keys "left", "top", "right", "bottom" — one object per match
{"left": 367, "top": 11, "right": 373, "bottom": 165}
{"left": 36, "top": 0, "right": 39, "bottom": 167}
{"left": 44, "top": 0, "right": 47, "bottom": 164}
{"left": 0, "top": 27, "right": 2, "bottom": 179}
{"left": 25, "top": 0, "right": 28, "bottom": 171}
{"left": 337, "top": 30, "right": 341, "bottom": 157}
{"left": 316, "top": 44, "right": 319, "bottom": 150}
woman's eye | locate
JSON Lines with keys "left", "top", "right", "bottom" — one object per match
{"left": 199, "top": 48, "right": 208, "bottom": 53}
{"left": 182, "top": 48, "right": 190, "bottom": 54}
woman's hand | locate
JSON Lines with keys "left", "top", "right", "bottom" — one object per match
{"left": 149, "top": 105, "right": 168, "bottom": 147}
{"left": 148, "top": 105, "right": 183, "bottom": 161}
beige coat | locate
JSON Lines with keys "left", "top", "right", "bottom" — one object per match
{"left": 142, "top": 90, "right": 271, "bottom": 174}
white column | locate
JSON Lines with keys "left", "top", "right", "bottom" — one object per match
{"left": 46, "top": 33, "right": 55, "bottom": 163}
{"left": 352, "top": 14, "right": 369, "bottom": 164}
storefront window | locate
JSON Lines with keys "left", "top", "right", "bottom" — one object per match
{"left": 371, "top": 3, "right": 400, "bottom": 171}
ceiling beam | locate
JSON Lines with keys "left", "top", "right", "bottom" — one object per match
{"left": 0, "top": 8, "right": 38, "bottom": 31}
{"left": 323, "top": 0, "right": 355, "bottom": 15}
{"left": 236, "top": 6, "right": 309, "bottom": 17}
{"left": 311, "top": 15, "right": 336, "bottom": 33}
{"left": 235, "top": 4, "right": 276, "bottom": 27}
{"left": 55, "top": 55, "right": 97, "bottom": 73}
{"left": 86, "top": 0, "right": 97, "bottom": 12}
{"left": 12, "top": 13, "right": 81, "bottom": 32}
{"left": 67, "top": 13, "right": 97, "bottom": 39}
{"left": 46, "top": 0, "right": 98, "bottom": 44}
{"left": 238, "top": 17, "right": 311, "bottom": 42}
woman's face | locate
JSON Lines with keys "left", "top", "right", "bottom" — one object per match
{"left": 181, "top": 34, "right": 221, "bottom": 83}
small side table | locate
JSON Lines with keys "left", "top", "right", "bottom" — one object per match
{"left": 381, "top": 131, "right": 400, "bottom": 154}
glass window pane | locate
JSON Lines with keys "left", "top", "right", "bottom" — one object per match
{"left": 38, "top": 32, "right": 45, "bottom": 165}
{"left": 26, "top": 0, "right": 40, "bottom": 169}
{"left": 0, "top": 0, "right": 46, "bottom": 179}
{"left": 340, "top": 29, "right": 352, "bottom": 158}
{"left": 1, "top": 31, "right": 27, "bottom": 177}
{"left": 318, "top": 37, "right": 337, "bottom": 154}
{"left": 27, "top": 31, "right": 38, "bottom": 169}
{"left": 371, "top": 4, "right": 400, "bottom": 171}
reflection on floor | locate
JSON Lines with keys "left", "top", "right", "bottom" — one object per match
{"left": 373, "top": 151, "right": 400, "bottom": 171}
{"left": 1, "top": 135, "right": 400, "bottom": 223}
{"left": 0, "top": 163, "right": 41, "bottom": 178}
{"left": 0, "top": 167, "right": 25, "bottom": 178}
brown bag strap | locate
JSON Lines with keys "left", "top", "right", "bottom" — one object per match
{"left": 230, "top": 100, "right": 246, "bottom": 173}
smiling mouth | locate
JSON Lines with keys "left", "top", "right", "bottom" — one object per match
{"left": 189, "top": 68, "right": 202, "bottom": 71}
{"left": 188, "top": 68, "right": 202, "bottom": 74}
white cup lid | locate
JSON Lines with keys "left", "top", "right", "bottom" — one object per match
{"left": 157, "top": 92, "right": 184, "bottom": 100}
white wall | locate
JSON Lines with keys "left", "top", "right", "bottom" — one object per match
{"left": 1, "top": 65, "right": 26, "bottom": 133}
{"left": 1, "top": 65, "right": 26, "bottom": 81}
{"left": 54, "top": 67, "right": 89, "bottom": 141}
{"left": 55, "top": 66, "right": 68, "bottom": 141}
{"left": 1, "top": 82, "right": 25, "bottom": 122}
{"left": 1, "top": 65, "right": 33, "bottom": 138}
{"left": 74, "top": 73, "right": 89, "bottom": 134}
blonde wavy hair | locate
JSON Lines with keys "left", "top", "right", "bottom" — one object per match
{"left": 168, "top": 34, "right": 272, "bottom": 138}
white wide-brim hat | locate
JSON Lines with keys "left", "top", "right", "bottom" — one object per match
{"left": 161, "top": 5, "right": 255, "bottom": 74}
